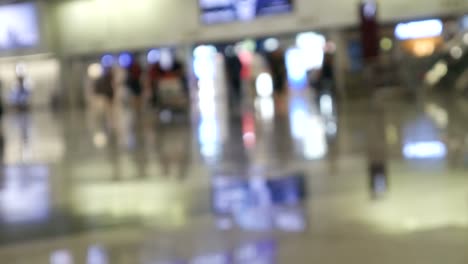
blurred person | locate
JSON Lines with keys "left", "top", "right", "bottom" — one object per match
{"left": 250, "top": 52, "right": 267, "bottom": 98}
{"left": 158, "top": 52, "right": 188, "bottom": 113}
{"left": 125, "top": 57, "right": 144, "bottom": 113}
{"left": 266, "top": 48, "right": 288, "bottom": 113}
{"left": 95, "top": 67, "right": 115, "bottom": 106}
{"left": 266, "top": 48, "right": 287, "bottom": 96}
{"left": 316, "top": 53, "right": 336, "bottom": 98}
{"left": 225, "top": 46, "right": 243, "bottom": 113}
{"left": 147, "top": 62, "right": 161, "bottom": 108}
{"left": 159, "top": 53, "right": 185, "bottom": 87}
{"left": 94, "top": 66, "right": 116, "bottom": 131}
{"left": 10, "top": 75, "right": 31, "bottom": 111}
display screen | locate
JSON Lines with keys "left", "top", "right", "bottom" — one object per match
{"left": 199, "top": 0, "right": 293, "bottom": 24}
{"left": 0, "top": 3, "right": 40, "bottom": 50}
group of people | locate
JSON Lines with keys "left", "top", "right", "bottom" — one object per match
{"left": 93, "top": 54, "right": 187, "bottom": 114}
{"left": 92, "top": 46, "right": 336, "bottom": 118}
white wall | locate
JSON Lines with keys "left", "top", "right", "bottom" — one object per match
{"left": 54, "top": 0, "right": 195, "bottom": 54}
{"left": 52, "top": 0, "right": 468, "bottom": 55}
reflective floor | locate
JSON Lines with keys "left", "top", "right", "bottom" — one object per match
{"left": 0, "top": 89, "right": 468, "bottom": 263}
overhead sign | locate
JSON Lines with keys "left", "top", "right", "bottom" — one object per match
{"left": 199, "top": 0, "right": 293, "bottom": 24}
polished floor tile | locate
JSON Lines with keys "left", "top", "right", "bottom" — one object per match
{"left": 0, "top": 91, "right": 467, "bottom": 263}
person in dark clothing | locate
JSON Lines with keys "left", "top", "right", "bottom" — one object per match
{"left": 224, "top": 46, "right": 243, "bottom": 112}
{"left": 266, "top": 49, "right": 287, "bottom": 95}
{"left": 148, "top": 63, "right": 161, "bottom": 108}
{"left": 126, "top": 59, "right": 144, "bottom": 112}
{"left": 317, "top": 53, "right": 336, "bottom": 97}
{"left": 95, "top": 67, "right": 115, "bottom": 103}
{"left": 159, "top": 60, "right": 183, "bottom": 79}
{"left": 94, "top": 67, "right": 116, "bottom": 131}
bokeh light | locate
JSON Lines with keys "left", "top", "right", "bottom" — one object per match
{"left": 118, "top": 53, "right": 132, "bottom": 68}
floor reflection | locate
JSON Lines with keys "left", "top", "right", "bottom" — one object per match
{"left": 0, "top": 164, "right": 50, "bottom": 224}
{"left": 212, "top": 172, "right": 307, "bottom": 232}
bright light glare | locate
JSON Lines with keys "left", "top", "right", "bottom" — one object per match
{"left": 198, "top": 79, "right": 216, "bottom": 99}
{"left": 199, "top": 119, "right": 220, "bottom": 158}
{"left": 87, "top": 63, "right": 103, "bottom": 79}
{"left": 290, "top": 100, "right": 327, "bottom": 159}
{"left": 255, "top": 97, "right": 275, "bottom": 121}
{"left": 193, "top": 45, "right": 216, "bottom": 80}
{"left": 303, "top": 116, "right": 328, "bottom": 160}
{"left": 395, "top": 19, "right": 443, "bottom": 40}
{"left": 403, "top": 141, "right": 447, "bottom": 159}
{"left": 193, "top": 45, "right": 217, "bottom": 58}
{"left": 198, "top": 79, "right": 216, "bottom": 117}
{"left": 147, "top": 49, "right": 160, "bottom": 64}
{"left": 263, "top": 38, "right": 279, "bottom": 52}
{"left": 291, "top": 107, "right": 308, "bottom": 139}
{"left": 450, "top": 46, "right": 463, "bottom": 60}
{"left": 256, "top": 73, "right": 273, "bottom": 97}
{"left": 285, "top": 48, "right": 307, "bottom": 87}
{"left": 296, "top": 32, "right": 326, "bottom": 70}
